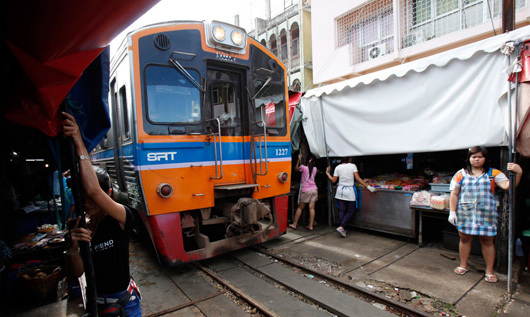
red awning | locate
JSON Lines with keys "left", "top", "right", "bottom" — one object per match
{"left": 4, "top": 0, "right": 159, "bottom": 136}
{"left": 288, "top": 91, "right": 302, "bottom": 119}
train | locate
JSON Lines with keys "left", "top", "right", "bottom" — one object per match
{"left": 91, "top": 20, "right": 292, "bottom": 266}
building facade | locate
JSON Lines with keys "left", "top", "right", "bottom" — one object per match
{"left": 312, "top": 0, "right": 530, "bottom": 85}
{"left": 249, "top": 0, "right": 313, "bottom": 92}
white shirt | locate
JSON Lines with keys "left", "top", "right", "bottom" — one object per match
{"left": 333, "top": 163, "right": 358, "bottom": 201}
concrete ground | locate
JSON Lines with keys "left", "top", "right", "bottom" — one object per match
{"left": 262, "top": 225, "right": 530, "bottom": 317}
{"left": 8, "top": 224, "right": 529, "bottom": 316}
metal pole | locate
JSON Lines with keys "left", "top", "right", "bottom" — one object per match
{"left": 318, "top": 99, "right": 334, "bottom": 226}
{"left": 508, "top": 49, "right": 520, "bottom": 299}
{"left": 67, "top": 138, "right": 98, "bottom": 316}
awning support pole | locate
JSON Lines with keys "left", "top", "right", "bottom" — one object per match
{"left": 319, "top": 100, "right": 334, "bottom": 226}
{"left": 507, "top": 43, "right": 521, "bottom": 300}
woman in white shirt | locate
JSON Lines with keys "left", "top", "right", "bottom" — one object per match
{"left": 326, "top": 157, "right": 375, "bottom": 237}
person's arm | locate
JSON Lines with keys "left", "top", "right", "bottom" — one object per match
{"left": 449, "top": 187, "right": 460, "bottom": 211}
{"left": 354, "top": 172, "right": 375, "bottom": 192}
{"left": 67, "top": 205, "right": 75, "bottom": 221}
{"left": 295, "top": 154, "right": 302, "bottom": 172}
{"left": 62, "top": 112, "right": 126, "bottom": 227}
{"left": 497, "top": 163, "right": 523, "bottom": 190}
{"left": 66, "top": 216, "right": 90, "bottom": 277}
{"left": 326, "top": 167, "right": 338, "bottom": 183}
{"left": 354, "top": 172, "right": 369, "bottom": 187}
{"left": 448, "top": 187, "right": 460, "bottom": 226}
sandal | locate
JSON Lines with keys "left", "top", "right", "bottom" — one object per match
{"left": 484, "top": 274, "right": 498, "bottom": 283}
{"left": 288, "top": 224, "right": 297, "bottom": 230}
{"left": 454, "top": 267, "right": 469, "bottom": 275}
{"left": 305, "top": 226, "right": 313, "bottom": 231}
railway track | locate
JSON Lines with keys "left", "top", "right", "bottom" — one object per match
{"left": 194, "top": 247, "right": 433, "bottom": 317}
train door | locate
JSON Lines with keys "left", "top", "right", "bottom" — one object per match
{"left": 206, "top": 66, "right": 248, "bottom": 185}
{"left": 109, "top": 79, "right": 127, "bottom": 192}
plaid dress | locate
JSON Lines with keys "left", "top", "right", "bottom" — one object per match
{"left": 456, "top": 170, "right": 497, "bottom": 236}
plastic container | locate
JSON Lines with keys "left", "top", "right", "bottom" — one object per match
{"left": 442, "top": 230, "right": 481, "bottom": 255}
{"left": 429, "top": 183, "right": 451, "bottom": 193}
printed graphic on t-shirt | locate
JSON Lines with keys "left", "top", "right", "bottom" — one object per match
{"left": 92, "top": 239, "right": 115, "bottom": 253}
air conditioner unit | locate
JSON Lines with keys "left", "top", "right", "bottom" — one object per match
{"left": 368, "top": 44, "right": 386, "bottom": 60}
{"left": 402, "top": 31, "right": 426, "bottom": 48}
{"left": 415, "top": 30, "right": 425, "bottom": 44}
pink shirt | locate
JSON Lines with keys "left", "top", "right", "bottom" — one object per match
{"left": 300, "top": 165, "right": 318, "bottom": 192}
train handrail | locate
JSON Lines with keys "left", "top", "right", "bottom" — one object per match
{"left": 251, "top": 120, "right": 268, "bottom": 176}
{"left": 206, "top": 118, "right": 223, "bottom": 179}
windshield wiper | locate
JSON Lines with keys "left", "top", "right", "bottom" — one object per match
{"left": 253, "top": 77, "right": 271, "bottom": 100}
{"left": 169, "top": 58, "right": 205, "bottom": 93}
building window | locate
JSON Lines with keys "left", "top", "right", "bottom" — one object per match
{"left": 337, "top": 0, "right": 528, "bottom": 63}
{"left": 291, "top": 79, "right": 301, "bottom": 92}
{"left": 291, "top": 24, "right": 300, "bottom": 58}
{"left": 270, "top": 34, "right": 278, "bottom": 57}
{"left": 402, "top": 0, "right": 527, "bottom": 48}
{"left": 336, "top": 0, "right": 394, "bottom": 64}
{"left": 280, "top": 29, "right": 288, "bottom": 61}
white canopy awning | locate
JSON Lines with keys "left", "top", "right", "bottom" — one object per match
{"left": 302, "top": 26, "right": 530, "bottom": 158}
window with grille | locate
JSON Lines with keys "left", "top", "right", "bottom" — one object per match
{"left": 291, "top": 25, "right": 300, "bottom": 58}
{"left": 402, "top": 0, "right": 527, "bottom": 48}
{"left": 336, "top": 0, "right": 527, "bottom": 64}
{"left": 280, "top": 30, "right": 288, "bottom": 61}
{"left": 270, "top": 35, "right": 278, "bottom": 56}
{"left": 336, "top": 0, "right": 394, "bottom": 64}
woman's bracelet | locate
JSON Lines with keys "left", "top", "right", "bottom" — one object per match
{"left": 64, "top": 247, "right": 80, "bottom": 256}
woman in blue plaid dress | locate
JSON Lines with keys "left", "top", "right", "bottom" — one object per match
{"left": 448, "top": 146, "right": 522, "bottom": 283}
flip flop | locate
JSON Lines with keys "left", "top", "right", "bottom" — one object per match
{"left": 305, "top": 227, "right": 313, "bottom": 231}
{"left": 454, "top": 267, "right": 469, "bottom": 275}
{"left": 288, "top": 224, "right": 297, "bottom": 230}
{"left": 484, "top": 274, "right": 498, "bottom": 283}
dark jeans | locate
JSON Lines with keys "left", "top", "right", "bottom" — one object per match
{"left": 337, "top": 199, "right": 356, "bottom": 228}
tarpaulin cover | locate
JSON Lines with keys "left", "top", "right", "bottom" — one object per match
{"left": 65, "top": 47, "right": 111, "bottom": 153}
{"left": 301, "top": 26, "right": 530, "bottom": 158}
{"left": 4, "top": 0, "right": 159, "bottom": 137}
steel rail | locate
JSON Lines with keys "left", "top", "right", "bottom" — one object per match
{"left": 252, "top": 246, "right": 432, "bottom": 317}
{"left": 194, "top": 262, "right": 281, "bottom": 317}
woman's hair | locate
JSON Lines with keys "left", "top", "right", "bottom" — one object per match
{"left": 465, "top": 146, "right": 489, "bottom": 173}
{"left": 307, "top": 155, "right": 316, "bottom": 177}
{"left": 93, "top": 166, "right": 111, "bottom": 193}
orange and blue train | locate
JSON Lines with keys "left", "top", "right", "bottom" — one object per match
{"left": 91, "top": 21, "right": 291, "bottom": 266}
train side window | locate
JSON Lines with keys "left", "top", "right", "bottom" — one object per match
{"left": 118, "top": 86, "right": 130, "bottom": 141}
{"left": 145, "top": 65, "right": 201, "bottom": 124}
{"left": 99, "top": 134, "right": 109, "bottom": 149}
{"left": 254, "top": 82, "right": 286, "bottom": 128}
{"left": 211, "top": 82, "right": 238, "bottom": 127}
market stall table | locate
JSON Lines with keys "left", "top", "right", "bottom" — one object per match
{"left": 341, "top": 188, "right": 417, "bottom": 238}
{"left": 409, "top": 205, "right": 449, "bottom": 247}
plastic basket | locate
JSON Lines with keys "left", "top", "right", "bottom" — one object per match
{"left": 16, "top": 265, "right": 62, "bottom": 301}
{"left": 429, "top": 183, "right": 451, "bottom": 193}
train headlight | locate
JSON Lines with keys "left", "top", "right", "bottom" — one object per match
{"left": 213, "top": 25, "right": 226, "bottom": 42}
{"left": 157, "top": 183, "right": 173, "bottom": 198}
{"left": 205, "top": 21, "right": 247, "bottom": 54}
{"left": 231, "top": 31, "right": 243, "bottom": 46}
{"left": 277, "top": 172, "right": 289, "bottom": 183}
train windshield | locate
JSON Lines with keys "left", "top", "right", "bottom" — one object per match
{"left": 254, "top": 81, "right": 286, "bottom": 128}
{"left": 212, "top": 82, "right": 238, "bottom": 127}
{"left": 145, "top": 65, "right": 201, "bottom": 124}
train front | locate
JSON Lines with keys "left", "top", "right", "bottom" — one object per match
{"left": 131, "top": 21, "right": 291, "bottom": 265}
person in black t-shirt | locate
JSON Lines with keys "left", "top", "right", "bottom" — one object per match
{"left": 62, "top": 112, "right": 141, "bottom": 317}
